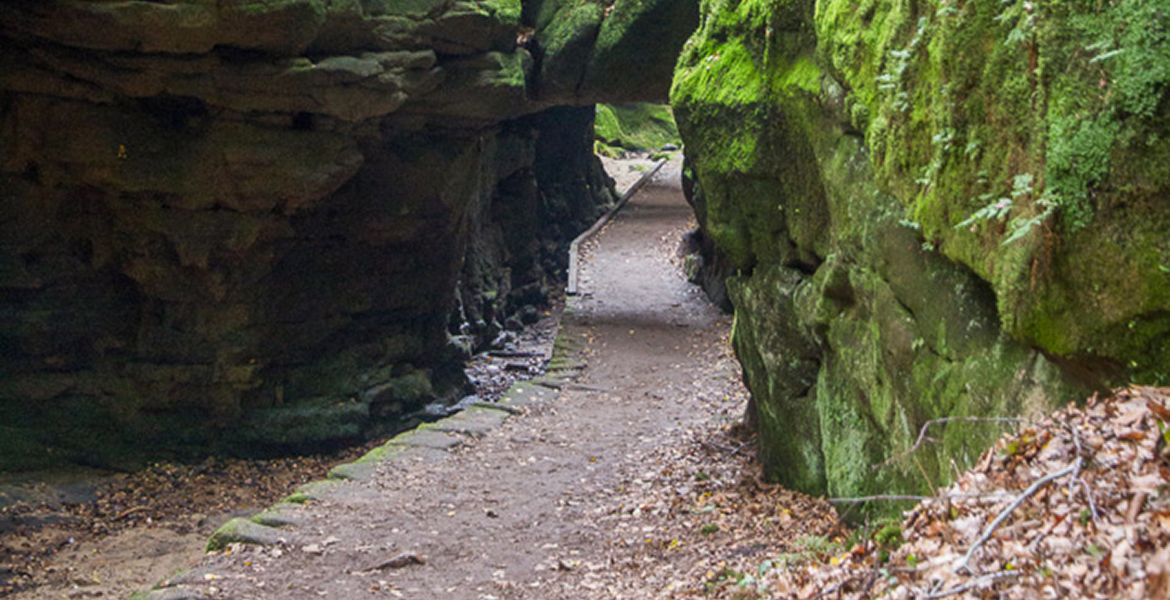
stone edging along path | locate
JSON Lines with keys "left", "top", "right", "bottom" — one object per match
{"left": 132, "top": 159, "right": 669, "bottom": 600}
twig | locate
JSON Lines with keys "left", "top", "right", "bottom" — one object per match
{"left": 359, "top": 552, "right": 425, "bottom": 572}
{"left": 921, "top": 570, "right": 1021, "bottom": 599}
{"left": 1065, "top": 422, "right": 1101, "bottom": 524}
{"left": 859, "top": 543, "right": 884, "bottom": 597}
{"left": 700, "top": 439, "right": 737, "bottom": 454}
{"left": 829, "top": 495, "right": 931, "bottom": 504}
{"left": 729, "top": 439, "right": 757, "bottom": 457}
{"left": 829, "top": 491, "right": 1019, "bottom": 505}
{"left": 955, "top": 458, "right": 1081, "bottom": 574}
{"left": 807, "top": 574, "right": 867, "bottom": 600}
{"left": 1079, "top": 478, "right": 1100, "bottom": 524}
{"left": 113, "top": 506, "right": 149, "bottom": 521}
{"left": 878, "top": 417, "right": 1032, "bottom": 470}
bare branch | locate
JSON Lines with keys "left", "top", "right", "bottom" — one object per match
{"left": 1066, "top": 422, "right": 1101, "bottom": 524}
{"left": 829, "top": 491, "right": 1021, "bottom": 505}
{"left": 829, "top": 494, "right": 931, "bottom": 504}
{"left": 921, "top": 570, "right": 1021, "bottom": 599}
{"left": 955, "top": 458, "right": 1081, "bottom": 574}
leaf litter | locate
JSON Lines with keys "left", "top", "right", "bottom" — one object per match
{"left": 735, "top": 386, "right": 1170, "bottom": 600}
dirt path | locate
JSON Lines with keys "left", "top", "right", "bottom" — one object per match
{"left": 132, "top": 160, "right": 840, "bottom": 600}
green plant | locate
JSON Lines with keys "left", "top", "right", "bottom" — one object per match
{"left": 770, "top": 534, "right": 846, "bottom": 569}
{"left": 1001, "top": 192, "right": 1056, "bottom": 246}
{"left": 705, "top": 566, "right": 747, "bottom": 592}
{"left": 955, "top": 173, "right": 1034, "bottom": 232}
{"left": 876, "top": 17, "right": 929, "bottom": 113}
{"left": 873, "top": 522, "right": 903, "bottom": 563}
{"left": 874, "top": 523, "right": 903, "bottom": 549}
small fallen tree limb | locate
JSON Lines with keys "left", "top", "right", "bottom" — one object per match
{"left": 955, "top": 458, "right": 1081, "bottom": 574}
{"left": 921, "top": 570, "right": 1021, "bottom": 599}
{"left": 829, "top": 491, "right": 1020, "bottom": 505}
{"left": 829, "top": 494, "right": 932, "bottom": 504}
{"left": 730, "top": 438, "right": 757, "bottom": 457}
{"left": 1066, "top": 422, "right": 1101, "bottom": 524}
{"left": 113, "top": 506, "right": 149, "bottom": 521}
{"left": 359, "top": 552, "right": 425, "bottom": 572}
{"left": 700, "top": 438, "right": 755, "bottom": 456}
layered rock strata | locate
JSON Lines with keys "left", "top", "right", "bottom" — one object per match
{"left": 0, "top": 0, "right": 696, "bottom": 469}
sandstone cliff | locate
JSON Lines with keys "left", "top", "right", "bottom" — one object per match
{"left": 0, "top": 0, "right": 696, "bottom": 469}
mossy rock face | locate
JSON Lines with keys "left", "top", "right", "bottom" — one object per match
{"left": 594, "top": 103, "right": 681, "bottom": 153}
{"left": 810, "top": 0, "right": 1170, "bottom": 382}
{"left": 530, "top": 0, "right": 699, "bottom": 103}
{"left": 579, "top": 0, "right": 701, "bottom": 101}
{"left": 672, "top": 0, "right": 1162, "bottom": 513}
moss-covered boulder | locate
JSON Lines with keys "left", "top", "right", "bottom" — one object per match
{"left": 673, "top": 0, "right": 1169, "bottom": 512}
{"left": 594, "top": 102, "right": 681, "bottom": 155}
{"left": 527, "top": 0, "right": 699, "bottom": 103}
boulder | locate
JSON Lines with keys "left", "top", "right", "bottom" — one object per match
{"left": 673, "top": 0, "right": 1169, "bottom": 513}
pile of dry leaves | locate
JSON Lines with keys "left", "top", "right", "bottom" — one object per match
{"left": 757, "top": 386, "right": 1170, "bottom": 599}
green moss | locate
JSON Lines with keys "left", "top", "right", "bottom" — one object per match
{"left": 579, "top": 0, "right": 701, "bottom": 99}
{"left": 593, "top": 103, "right": 680, "bottom": 152}
{"left": 535, "top": 0, "right": 605, "bottom": 94}
{"left": 728, "top": 269, "right": 826, "bottom": 493}
{"left": 670, "top": 0, "right": 1165, "bottom": 516}
{"left": 779, "top": 55, "right": 821, "bottom": 93}
{"left": 478, "top": 0, "right": 522, "bottom": 23}
{"left": 807, "top": 0, "right": 1170, "bottom": 373}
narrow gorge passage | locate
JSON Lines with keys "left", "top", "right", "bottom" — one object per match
{"left": 148, "top": 160, "right": 783, "bottom": 599}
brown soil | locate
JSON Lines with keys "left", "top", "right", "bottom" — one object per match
{"left": 0, "top": 452, "right": 370, "bottom": 599}
{"left": 128, "top": 159, "right": 842, "bottom": 599}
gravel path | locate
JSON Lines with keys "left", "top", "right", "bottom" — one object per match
{"left": 136, "top": 158, "right": 804, "bottom": 600}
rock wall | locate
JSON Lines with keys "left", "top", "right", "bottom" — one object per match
{"left": 0, "top": 0, "right": 696, "bottom": 470}
{"left": 672, "top": 0, "right": 1169, "bottom": 510}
